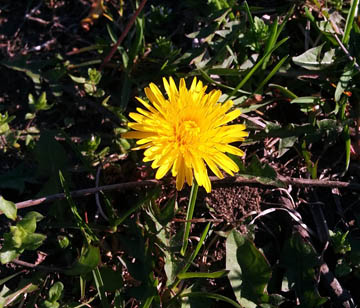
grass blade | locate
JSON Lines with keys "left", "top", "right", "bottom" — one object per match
{"left": 177, "top": 270, "right": 228, "bottom": 280}
{"left": 255, "top": 55, "right": 288, "bottom": 93}
{"left": 243, "top": 1, "right": 259, "bottom": 51}
{"left": 181, "top": 181, "right": 199, "bottom": 256}
{"left": 342, "top": 0, "right": 360, "bottom": 45}
{"left": 92, "top": 267, "right": 110, "bottom": 308}
{"left": 262, "top": 16, "right": 279, "bottom": 69}
{"left": 180, "top": 292, "right": 243, "bottom": 308}
{"left": 268, "top": 83, "right": 298, "bottom": 99}
{"left": 180, "top": 222, "right": 211, "bottom": 275}
{"left": 227, "top": 37, "right": 289, "bottom": 99}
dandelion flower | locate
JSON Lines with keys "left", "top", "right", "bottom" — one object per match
{"left": 122, "top": 77, "right": 248, "bottom": 193}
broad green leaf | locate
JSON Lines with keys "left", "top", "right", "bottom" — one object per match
{"left": 236, "top": 155, "right": 285, "bottom": 187}
{"left": 21, "top": 232, "right": 47, "bottom": 250}
{"left": 9, "top": 226, "right": 27, "bottom": 249}
{"left": 152, "top": 196, "right": 177, "bottom": 226}
{"left": 29, "top": 92, "right": 53, "bottom": 112}
{"left": 278, "top": 136, "right": 298, "bottom": 157}
{"left": 292, "top": 44, "right": 335, "bottom": 70}
{"left": 43, "top": 300, "right": 59, "bottom": 308}
{"left": 65, "top": 245, "right": 100, "bottom": 276}
{"left": 99, "top": 267, "right": 123, "bottom": 292}
{"left": 280, "top": 233, "right": 327, "bottom": 307}
{"left": 0, "top": 196, "right": 17, "bottom": 221}
{"left": 88, "top": 68, "right": 102, "bottom": 84}
{"left": 0, "top": 165, "right": 35, "bottom": 195}
{"left": 57, "top": 235, "right": 70, "bottom": 249}
{"left": 48, "top": 281, "right": 64, "bottom": 302}
{"left": 0, "top": 250, "right": 19, "bottom": 264}
{"left": 335, "top": 64, "right": 354, "bottom": 102}
{"left": 226, "top": 229, "right": 271, "bottom": 306}
{"left": 34, "top": 131, "right": 69, "bottom": 196}
{"left": 4, "top": 213, "right": 46, "bottom": 253}
{"left": 18, "top": 211, "right": 44, "bottom": 233}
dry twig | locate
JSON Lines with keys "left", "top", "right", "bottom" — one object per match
{"left": 10, "top": 175, "right": 360, "bottom": 212}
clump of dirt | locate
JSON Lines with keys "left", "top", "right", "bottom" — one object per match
{"left": 205, "top": 185, "right": 262, "bottom": 225}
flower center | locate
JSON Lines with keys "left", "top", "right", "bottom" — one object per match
{"left": 176, "top": 120, "right": 200, "bottom": 149}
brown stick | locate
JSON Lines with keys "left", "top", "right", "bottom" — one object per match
{"left": 15, "top": 179, "right": 159, "bottom": 210}
{"left": 11, "top": 259, "right": 65, "bottom": 273}
{"left": 99, "top": 0, "right": 147, "bottom": 71}
{"left": 11, "top": 175, "right": 360, "bottom": 212}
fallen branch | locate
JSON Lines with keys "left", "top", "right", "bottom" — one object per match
{"left": 12, "top": 175, "right": 360, "bottom": 212}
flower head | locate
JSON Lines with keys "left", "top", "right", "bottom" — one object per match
{"left": 122, "top": 77, "right": 248, "bottom": 192}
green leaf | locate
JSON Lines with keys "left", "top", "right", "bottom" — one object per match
{"left": 255, "top": 55, "right": 288, "bottom": 93}
{"left": 292, "top": 43, "right": 335, "bottom": 70}
{"left": 65, "top": 245, "right": 100, "bottom": 275}
{"left": 180, "top": 291, "right": 243, "bottom": 308}
{"left": 21, "top": 232, "right": 47, "bottom": 250}
{"left": 290, "top": 96, "right": 321, "bottom": 104}
{"left": 226, "top": 229, "right": 271, "bottom": 306}
{"left": 227, "top": 36, "right": 289, "bottom": 99}
{"left": 59, "top": 171, "right": 98, "bottom": 244}
{"left": 1, "top": 57, "right": 42, "bottom": 86}
{"left": 34, "top": 131, "right": 69, "bottom": 196}
{"left": 0, "top": 250, "right": 19, "bottom": 264}
{"left": 28, "top": 92, "right": 53, "bottom": 112}
{"left": 335, "top": 63, "right": 355, "bottom": 103}
{"left": 43, "top": 300, "right": 59, "bottom": 308}
{"left": 0, "top": 271, "right": 24, "bottom": 286}
{"left": 57, "top": 235, "right": 70, "bottom": 249}
{"left": 68, "top": 74, "right": 86, "bottom": 84}
{"left": 48, "top": 281, "right": 64, "bottom": 302}
{"left": 92, "top": 267, "right": 110, "bottom": 308}
{"left": 177, "top": 270, "right": 228, "bottom": 280}
{"left": 280, "top": 233, "right": 327, "bottom": 307}
{"left": 98, "top": 267, "right": 123, "bottom": 292}
{"left": 0, "top": 112, "right": 15, "bottom": 135}
{"left": 88, "top": 68, "right": 102, "bottom": 84}
{"left": 18, "top": 211, "right": 44, "bottom": 233}
{"left": 236, "top": 155, "right": 285, "bottom": 187}
{"left": 0, "top": 196, "right": 17, "bottom": 221}
{"left": 175, "top": 223, "right": 211, "bottom": 287}
{"left": 181, "top": 182, "right": 199, "bottom": 256}
{"left": 268, "top": 84, "right": 297, "bottom": 99}
{"left": 153, "top": 196, "right": 176, "bottom": 226}
{"left": 342, "top": 0, "right": 360, "bottom": 45}
{"left": 278, "top": 136, "right": 298, "bottom": 157}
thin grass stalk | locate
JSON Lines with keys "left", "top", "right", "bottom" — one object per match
{"left": 343, "top": 0, "right": 360, "bottom": 45}
{"left": 181, "top": 181, "right": 199, "bottom": 256}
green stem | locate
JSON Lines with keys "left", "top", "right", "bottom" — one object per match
{"left": 180, "top": 181, "right": 199, "bottom": 256}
